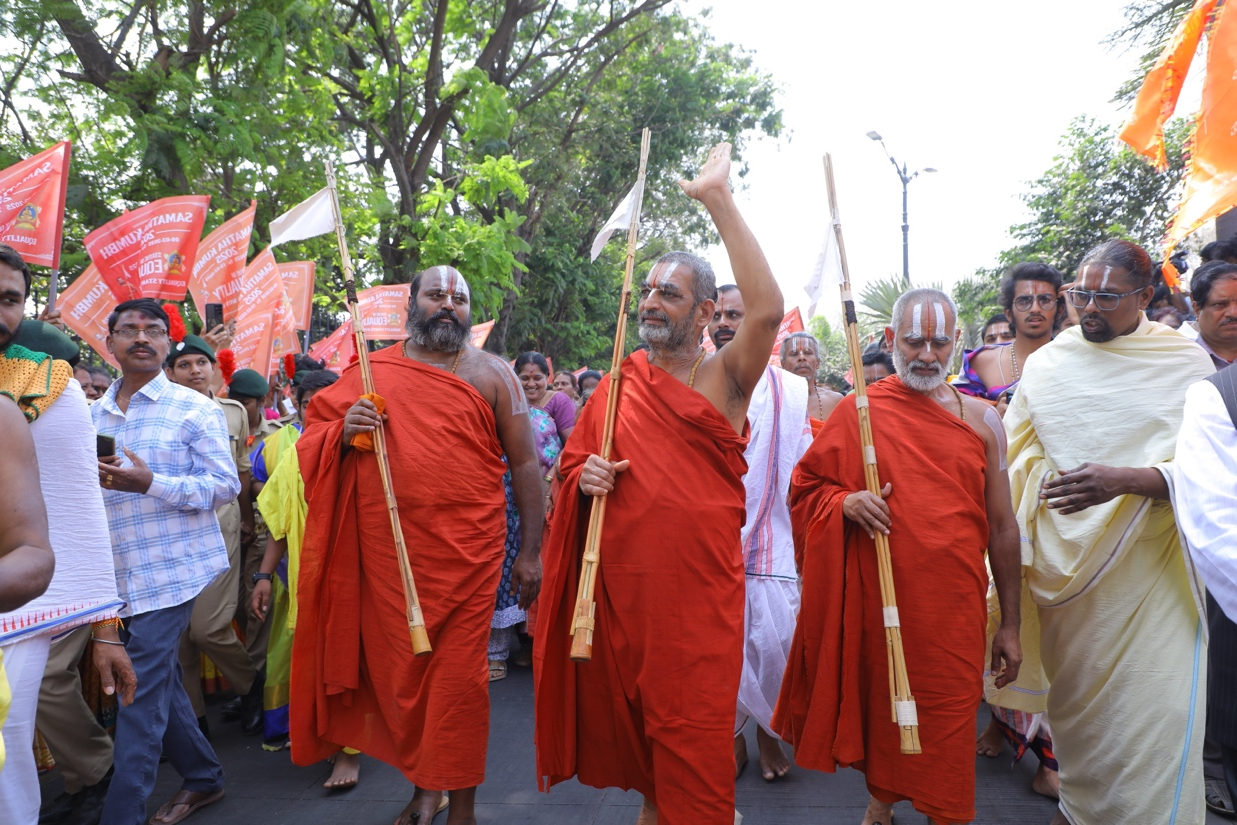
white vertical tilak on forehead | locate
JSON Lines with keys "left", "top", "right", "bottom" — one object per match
{"left": 1100, "top": 265, "right": 1112, "bottom": 292}
{"left": 932, "top": 302, "right": 946, "bottom": 336}
{"left": 911, "top": 303, "right": 923, "bottom": 339}
{"left": 652, "top": 261, "right": 682, "bottom": 290}
{"left": 430, "top": 265, "right": 470, "bottom": 298}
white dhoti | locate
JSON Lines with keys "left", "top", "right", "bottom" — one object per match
{"left": 735, "top": 366, "right": 811, "bottom": 737}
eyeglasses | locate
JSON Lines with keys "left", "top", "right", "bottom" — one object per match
{"left": 1012, "top": 294, "right": 1058, "bottom": 312}
{"left": 111, "top": 327, "right": 169, "bottom": 340}
{"left": 1066, "top": 288, "right": 1144, "bottom": 312}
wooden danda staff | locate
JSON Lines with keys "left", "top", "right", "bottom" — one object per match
{"left": 823, "top": 152, "right": 921, "bottom": 754}
{"left": 324, "top": 160, "right": 432, "bottom": 657}
{"left": 570, "top": 128, "right": 652, "bottom": 662}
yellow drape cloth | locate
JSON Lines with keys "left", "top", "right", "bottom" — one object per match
{"left": 1006, "top": 318, "right": 1213, "bottom": 825}
{"left": 0, "top": 649, "right": 8, "bottom": 772}
{"left": 257, "top": 442, "right": 306, "bottom": 630}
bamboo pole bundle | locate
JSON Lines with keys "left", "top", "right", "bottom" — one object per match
{"left": 569, "top": 128, "right": 652, "bottom": 662}
{"left": 823, "top": 153, "right": 921, "bottom": 754}
{"left": 324, "top": 160, "right": 432, "bottom": 657}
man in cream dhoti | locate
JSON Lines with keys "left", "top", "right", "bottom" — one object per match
{"left": 708, "top": 285, "right": 812, "bottom": 782}
{"left": 1006, "top": 239, "right": 1214, "bottom": 825}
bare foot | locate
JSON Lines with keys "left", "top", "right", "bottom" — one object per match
{"left": 756, "top": 726, "right": 791, "bottom": 781}
{"left": 1032, "top": 763, "right": 1060, "bottom": 800}
{"left": 734, "top": 732, "right": 749, "bottom": 779}
{"left": 860, "top": 796, "right": 894, "bottom": 825}
{"left": 635, "top": 798, "right": 657, "bottom": 825}
{"left": 324, "top": 751, "right": 360, "bottom": 790}
{"left": 975, "top": 716, "right": 1005, "bottom": 758}
{"left": 393, "top": 789, "right": 448, "bottom": 825}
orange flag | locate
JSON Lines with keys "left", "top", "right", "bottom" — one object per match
{"left": 357, "top": 283, "right": 411, "bottom": 339}
{"left": 59, "top": 265, "right": 119, "bottom": 368}
{"left": 308, "top": 319, "right": 355, "bottom": 375}
{"left": 769, "top": 307, "right": 806, "bottom": 366}
{"left": 277, "top": 261, "right": 315, "bottom": 330}
{"left": 0, "top": 142, "right": 72, "bottom": 270}
{"left": 230, "top": 248, "right": 284, "bottom": 372}
{"left": 189, "top": 202, "right": 256, "bottom": 320}
{"left": 85, "top": 195, "right": 210, "bottom": 301}
{"left": 470, "top": 319, "right": 495, "bottom": 348}
{"left": 268, "top": 288, "right": 301, "bottom": 373}
{"left": 1120, "top": 0, "right": 1218, "bottom": 171}
{"left": 1121, "top": 0, "right": 1237, "bottom": 288}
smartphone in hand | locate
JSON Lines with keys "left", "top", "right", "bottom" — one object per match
{"left": 96, "top": 434, "right": 116, "bottom": 458}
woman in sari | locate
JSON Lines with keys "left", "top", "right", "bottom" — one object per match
{"left": 488, "top": 352, "right": 575, "bottom": 680}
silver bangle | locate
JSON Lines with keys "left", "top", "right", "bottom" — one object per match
{"left": 92, "top": 637, "right": 126, "bottom": 646}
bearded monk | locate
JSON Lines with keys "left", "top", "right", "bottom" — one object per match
{"left": 291, "top": 265, "right": 544, "bottom": 825}
{"left": 534, "top": 143, "right": 783, "bottom": 825}
{"left": 775, "top": 288, "right": 1023, "bottom": 825}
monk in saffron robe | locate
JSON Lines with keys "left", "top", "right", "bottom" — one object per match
{"left": 1007, "top": 241, "right": 1214, "bottom": 825}
{"left": 291, "top": 266, "right": 544, "bottom": 825}
{"left": 535, "top": 143, "right": 784, "bottom": 825}
{"left": 775, "top": 288, "right": 1023, "bottom": 825}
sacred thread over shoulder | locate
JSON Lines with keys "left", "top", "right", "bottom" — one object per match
{"left": 480, "top": 350, "right": 530, "bottom": 416}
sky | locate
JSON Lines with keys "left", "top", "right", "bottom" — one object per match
{"left": 679, "top": 0, "right": 1157, "bottom": 322}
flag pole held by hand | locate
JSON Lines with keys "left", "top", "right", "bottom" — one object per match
{"left": 570, "top": 128, "right": 652, "bottom": 662}
{"left": 823, "top": 153, "right": 920, "bottom": 754}
{"left": 324, "top": 160, "right": 432, "bottom": 657}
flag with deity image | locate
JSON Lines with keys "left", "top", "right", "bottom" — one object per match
{"left": 0, "top": 141, "right": 72, "bottom": 270}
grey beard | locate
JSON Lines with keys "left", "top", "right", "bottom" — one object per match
{"left": 892, "top": 347, "right": 946, "bottom": 393}
{"left": 638, "top": 311, "right": 695, "bottom": 353}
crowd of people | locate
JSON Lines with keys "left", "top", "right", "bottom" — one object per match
{"left": 1, "top": 141, "right": 1236, "bottom": 825}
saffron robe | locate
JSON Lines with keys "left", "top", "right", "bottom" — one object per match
{"left": 534, "top": 350, "right": 748, "bottom": 825}
{"left": 1006, "top": 319, "right": 1213, "bottom": 825}
{"left": 290, "top": 346, "right": 508, "bottom": 788}
{"left": 774, "top": 376, "right": 990, "bottom": 824}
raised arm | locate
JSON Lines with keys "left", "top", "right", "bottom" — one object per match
{"left": 683, "top": 144, "right": 783, "bottom": 423}
{"left": 0, "top": 397, "right": 55, "bottom": 612}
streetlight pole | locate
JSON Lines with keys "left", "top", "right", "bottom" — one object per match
{"left": 866, "top": 131, "right": 935, "bottom": 283}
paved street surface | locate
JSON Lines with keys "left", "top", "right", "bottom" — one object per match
{"left": 41, "top": 665, "right": 1223, "bottom": 824}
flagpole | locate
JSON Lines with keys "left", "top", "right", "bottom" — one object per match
{"left": 323, "top": 160, "right": 432, "bottom": 657}
{"left": 570, "top": 127, "right": 651, "bottom": 662}
{"left": 824, "top": 152, "right": 921, "bottom": 755}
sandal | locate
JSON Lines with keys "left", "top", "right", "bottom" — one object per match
{"left": 148, "top": 788, "right": 225, "bottom": 825}
{"left": 1207, "top": 777, "right": 1235, "bottom": 818}
{"left": 488, "top": 659, "right": 507, "bottom": 682}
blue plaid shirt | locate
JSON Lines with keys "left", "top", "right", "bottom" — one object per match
{"left": 91, "top": 372, "right": 240, "bottom": 617}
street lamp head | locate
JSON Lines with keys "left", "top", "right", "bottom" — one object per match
{"left": 923, "top": 167, "right": 938, "bottom": 173}
{"left": 866, "top": 131, "right": 883, "bottom": 141}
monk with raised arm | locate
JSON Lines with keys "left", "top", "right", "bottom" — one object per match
{"left": 775, "top": 288, "right": 1023, "bottom": 825}
{"left": 534, "top": 143, "right": 783, "bottom": 825}
{"left": 290, "top": 266, "right": 544, "bottom": 825}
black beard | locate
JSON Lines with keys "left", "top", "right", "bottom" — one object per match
{"left": 1080, "top": 314, "right": 1116, "bottom": 343}
{"left": 407, "top": 306, "right": 471, "bottom": 352}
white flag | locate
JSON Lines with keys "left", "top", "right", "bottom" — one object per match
{"left": 269, "top": 187, "right": 335, "bottom": 247}
{"left": 804, "top": 220, "right": 844, "bottom": 315}
{"left": 589, "top": 182, "right": 643, "bottom": 262}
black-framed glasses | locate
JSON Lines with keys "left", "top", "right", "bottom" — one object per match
{"left": 1012, "top": 294, "right": 1058, "bottom": 311}
{"left": 1066, "top": 288, "right": 1144, "bottom": 311}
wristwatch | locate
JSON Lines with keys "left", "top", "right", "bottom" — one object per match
{"left": 252, "top": 572, "right": 273, "bottom": 584}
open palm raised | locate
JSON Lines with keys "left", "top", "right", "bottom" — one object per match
{"left": 678, "top": 142, "right": 733, "bottom": 201}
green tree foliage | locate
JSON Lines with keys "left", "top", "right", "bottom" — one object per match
{"left": 952, "top": 115, "right": 1188, "bottom": 343}
{"left": 0, "top": 0, "right": 781, "bottom": 366}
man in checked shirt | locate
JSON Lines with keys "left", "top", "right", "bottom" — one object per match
{"left": 92, "top": 298, "right": 240, "bottom": 825}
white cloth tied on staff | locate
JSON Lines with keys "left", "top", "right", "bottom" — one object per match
{"left": 0, "top": 380, "right": 121, "bottom": 643}
{"left": 588, "top": 181, "right": 643, "bottom": 262}
{"left": 269, "top": 186, "right": 335, "bottom": 247}
{"left": 736, "top": 366, "right": 811, "bottom": 737}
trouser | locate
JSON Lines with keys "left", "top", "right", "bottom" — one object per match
{"left": 236, "top": 530, "right": 270, "bottom": 664}
{"left": 101, "top": 600, "right": 223, "bottom": 825}
{"left": 1226, "top": 745, "right": 1237, "bottom": 809}
{"left": 35, "top": 626, "right": 114, "bottom": 792}
{"left": 0, "top": 635, "right": 52, "bottom": 825}
{"left": 179, "top": 502, "right": 256, "bottom": 717}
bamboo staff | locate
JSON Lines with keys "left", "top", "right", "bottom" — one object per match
{"left": 324, "top": 160, "right": 432, "bottom": 657}
{"left": 823, "top": 153, "right": 921, "bottom": 754}
{"left": 570, "top": 128, "right": 652, "bottom": 661}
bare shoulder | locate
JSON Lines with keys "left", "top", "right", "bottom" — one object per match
{"left": 969, "top": 346, "right": 997, "bottom": 368}
{"left": 962, "top": 395, "right": 998, "bottom": 441}
{"left": 455, "top": 347, "right": 527, "bottom": 414}
{"left": 818, "top": 387, "right": 844, "bottom": 418}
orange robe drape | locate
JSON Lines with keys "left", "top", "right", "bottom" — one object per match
{"left": 534, "top": 350, "right": 748, "bottom": 825}
{"left": 290, "top": 346, "right": 507, "bottom": 789}
{"left": 773, "top": 377, "right": 989, "bottom": 824}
